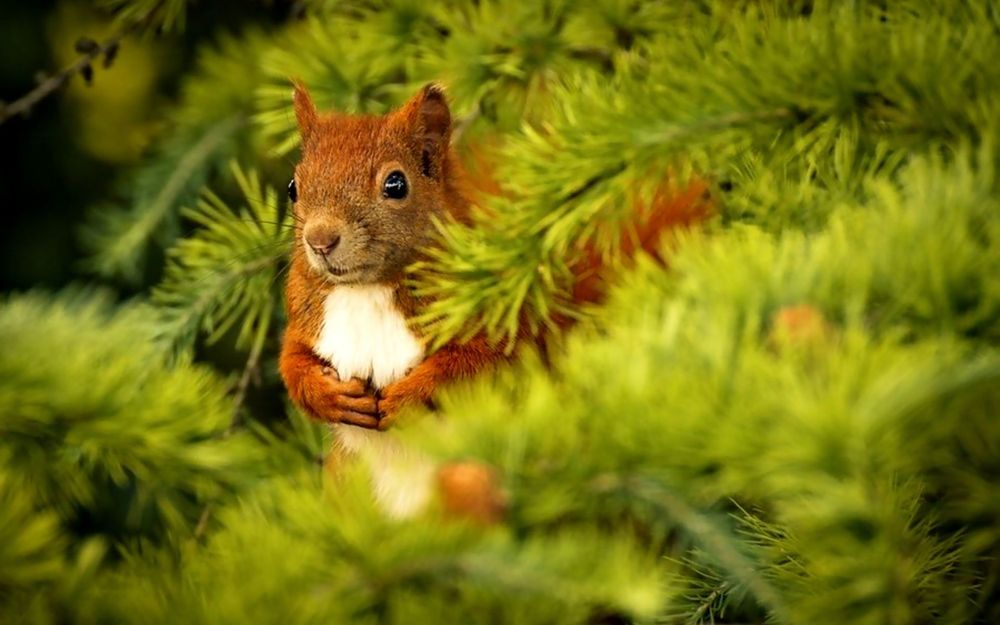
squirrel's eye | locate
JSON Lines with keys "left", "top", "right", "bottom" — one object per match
{"left": 287, "top": 179, "right": 297, "bottom": 203}
{"left": 382, "top": 170, "right": 408, "bottom": 200}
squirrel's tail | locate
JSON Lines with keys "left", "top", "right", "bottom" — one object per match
{"left": 568, "top": 178, "right": 713, "bottom": 308}
{"left": 460, "top": 150, "right": 712, "bottom": 341}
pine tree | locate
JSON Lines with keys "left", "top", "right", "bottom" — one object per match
{"left": 2, "top": 1, "right": 999, "bottom": 623}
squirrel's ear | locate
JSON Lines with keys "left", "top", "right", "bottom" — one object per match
{"left": 399, "top": 83, "right": 451, "bottom": 177}
{"left": 415, "top": 83, "right": 451, "bottom": 148}
{"left": 292, "top": 81, "right": 318, "bottom": 147}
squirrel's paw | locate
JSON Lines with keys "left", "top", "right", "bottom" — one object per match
{"left": 376, "top": 371, "right": 436, "bottom": 430}
{"left": 313, "top": 366, "right": 380, "bottom": 429}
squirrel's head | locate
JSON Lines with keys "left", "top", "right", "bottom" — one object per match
{"left": 290, "top": 83, "right": 454, "bottom": 285}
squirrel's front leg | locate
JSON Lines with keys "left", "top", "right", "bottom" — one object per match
{"left": 280, "top": 337, "right": 381, "bottom": 429}
{"left": 377, "top": 337, "right": 505, "bottom": 429}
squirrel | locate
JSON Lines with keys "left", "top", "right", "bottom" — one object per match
{"left": 279, "top": 83, "right": 710, "bottom": 517}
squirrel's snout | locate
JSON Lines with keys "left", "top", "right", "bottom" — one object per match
{"left": 301, "top": 218, "right": 382, "bottom": 283}
{"left": 304, "top": 224, "right": 342, "bottom": 257}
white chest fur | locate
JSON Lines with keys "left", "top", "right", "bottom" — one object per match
{"left": 314, "top": 284, "right": 424, "bottom": 389}
{"left": 313, "top": 285, "right": 432, "bottom": 517}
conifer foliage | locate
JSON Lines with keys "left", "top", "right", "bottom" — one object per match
{"left": 3, "top": 1, "right": 999, "bottom": 623}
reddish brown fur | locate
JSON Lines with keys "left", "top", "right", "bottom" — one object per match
{"left": 279, "top": 83, "right": 712, "bottom": 430}
{"left": 280, "top": 84, "right": 500, "bottom": 429}
{"left": 569, "top": 179, "right": 712, "bottom": 308}
{"left": 437, "top": 461, "right": 508, "bottom": 525}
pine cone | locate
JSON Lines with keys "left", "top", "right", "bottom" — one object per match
{"left": 769, "top": 304, "right": 833, "bottom": 351}
{"left": 436, "top": 461, "right": 507, "bottom": 525}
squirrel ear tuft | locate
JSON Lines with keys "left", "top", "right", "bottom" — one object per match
{"left": 292, "top": 81, "right": 318, "bottom": 146}
{"left": 400, "top": 83, "right": 451, "bottom": 177}
{"left": 416, "top": 83, "right": 451, "bottom": 147}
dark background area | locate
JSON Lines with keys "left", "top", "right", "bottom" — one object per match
{"left": 0, "top": 0, "right": 291, "bottom": 291}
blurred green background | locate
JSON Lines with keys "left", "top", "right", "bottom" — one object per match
{"left": 1, "top": 3, "right": 998, "bottom": 624}
{"left": 0, "top": 0, "right": 287, "bottom": 291}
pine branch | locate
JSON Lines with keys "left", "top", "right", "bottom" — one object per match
{"left": 411, "top": 3, "right": 1000, "bottom": 347}
{"left": 151, "top": 163, "right": 292, "bottom": 355}
{"left": 0, "top": 472, "right": 66, "bottom": 591}
{"left": 0, "top": 1, "right": 164, "bottom": 125}
{"left": 0, "top": 291, "right": 264, "bottom": 545}
{"left": 82, "top": 31, "right": 270, "bottom": 283}
{"left": 101, "top": 0, "right": 189, "bottom": 32}
{"left": 638, "top": 107, "right": 797, "bottom": 147}
{"left": 228, "top": 307, "right": 272, "bottom": 434}
{"left": 83, "top": 116, "right": 245, "bottom": 282}
{"left": 592, "top": 474, "right": 790, "bottom": 624}
{"left": 684, "top": 582, "right": 729, "bottom": 625}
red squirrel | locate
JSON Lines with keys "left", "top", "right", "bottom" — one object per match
{"left": 279, "top": 83, "right": 709, "bottom": 515}
{"left": 279, "top": 84, "right": 501, "bottom": 429}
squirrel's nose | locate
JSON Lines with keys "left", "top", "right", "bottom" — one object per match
{"left": 305, "top": 230, "right": 341, "bottom": 256}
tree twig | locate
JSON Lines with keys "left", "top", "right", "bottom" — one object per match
{"left": 195, "top": 307, "right": 272, "bottom": 539}
{"left": 193, "top": 503, "right": 213, "bottom": 540}
{"left": 227, "top": 306, "right": 272, "bottom": 434}
{"left": 0, "top": 2, "right": 163, "bottom": 126}
{"left": 688, "top": 582, "right": 728, "bottom": 624}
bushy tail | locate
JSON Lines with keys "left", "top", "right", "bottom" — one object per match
{"left": 569, "top": 178, "right": 713, "bottom": 307}
{"left": 458, "top": 148, "right": 713, "bottom": 345}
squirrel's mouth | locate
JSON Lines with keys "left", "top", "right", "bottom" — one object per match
{"left": 324, "top": 265, "right": 354, "bottom": 276}
{"left": 317, "top": 259, "right": 376, "bottom": 283}
{"left": 304, "top": 245, "right": 379, "bottom": 283}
